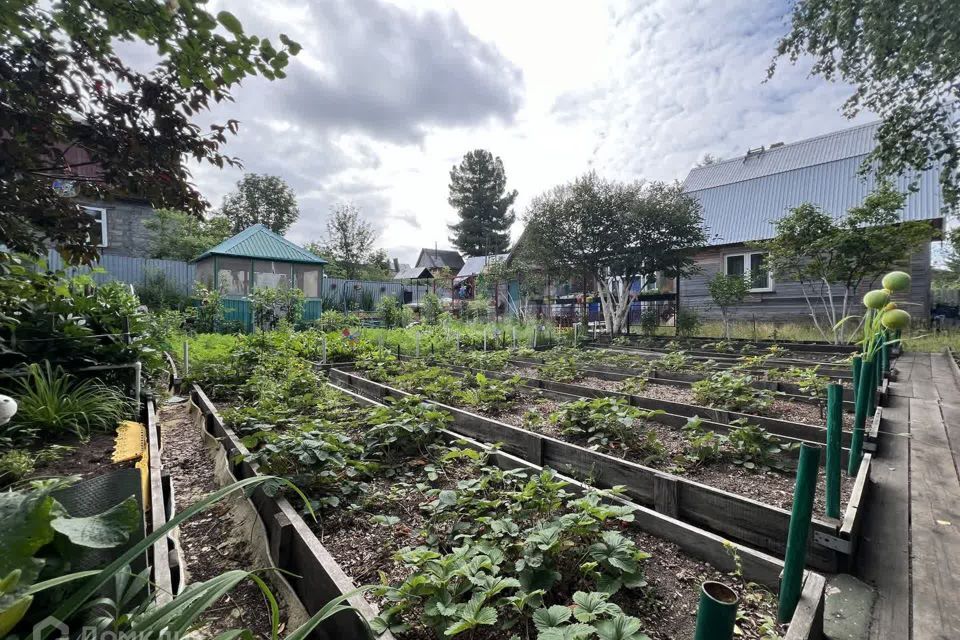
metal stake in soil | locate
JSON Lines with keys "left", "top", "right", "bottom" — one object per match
{"left": 825, "top": 383, "right": 843, "bottom": 519}
{"left": 848, "top": 357, "right": 873, "bottom": 476}
{"left": 778, "top": 443, "right": 821, "bottom": 623}
{"left": 694, "top": 581, "right": 739, "bottom": 640}
{"left": 183, "top": 340, "right": 190, "bottom": 377}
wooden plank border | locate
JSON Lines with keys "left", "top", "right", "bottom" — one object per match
{"left": 190, "top": 384, "right": 389, "bottom": 640}
{"left": 145, "top": 399, "right": 175, "bottom": 606}
{"left": 192, "top": 382, "right": 825, "bottom": 640}
{"left": 327, "top": 367, "right": 868, "bottom": 573}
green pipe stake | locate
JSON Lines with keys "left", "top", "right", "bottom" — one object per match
{"left": 825, "top": 383, "right": 843, "bottom": 519}
{"left": 848, "top": 357, "right": 873, "bottom": 476}
{"left": 694, "top": 581, "right": 739, "bottom": 640}
{"left": 778, "top": 443, "right": 821, "bottom": 623}
{"left": 881, "top": 330, "right": 890, "bottom": 374}
{"left": 868, "top": 344, "right": 879, "bottom": 417}
{"left": 852, "top": 355, "right": 862, "bottom": 398}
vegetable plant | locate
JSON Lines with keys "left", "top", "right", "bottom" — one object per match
{"left": 727, "top": 421, "right": 796, "bottom": 471}
{"left": 692, "top": 371, "right": 773, "bottom": 413}
{"left": 681, "top": 416, "right": 725, "bottom": 467}
{"left": 549, "top": 397, "right": 664, "bottom": 456}
{"left": 537, "top": 356, "right": 581, "bottom": 383}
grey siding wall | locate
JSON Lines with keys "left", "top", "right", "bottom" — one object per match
{"left": 79, "top": 198, "right": 156, "bottom": 257}
{"left": 680, "top": 242, "right": 932, "bottom": 322}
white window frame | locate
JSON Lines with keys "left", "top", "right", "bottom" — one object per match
{"left": 724, "top": 251, "right": 773, "bottom": 293}
{"left": 81, "top": 206, "right": 108, "bottom": 248}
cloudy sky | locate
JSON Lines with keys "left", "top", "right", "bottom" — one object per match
{"left": 192, "top": 0, "right": 866, "bottom": 264}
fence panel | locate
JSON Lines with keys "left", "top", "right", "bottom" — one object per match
{"left": 46, "top": 250, "right": 195, "bottom": 293}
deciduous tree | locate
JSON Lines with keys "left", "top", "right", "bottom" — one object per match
{"left": 145, "top": 209, "right": 232, "bottom": 262}
{"left": 758, "top": 182, "right": 937, "bottom": 343}
{"left": 706, "top": 273, "right": 750, "bottom": 339}
{"left": 521, "top": 173, "right": 707, "bottom": 335}
{"left": 1, "top": 1, "right": 299, "bottom": 263}
{"left": 220, "top": 174, "right": 299, "bottom": 234}
{"left": 770, "top": 0, "right": 960, "bottom": 206}
{"left": 448, "top": 150, "right": 518, "bottom": 256}
{"left": 308, "top": 203, "right": 379, "bottom": 279}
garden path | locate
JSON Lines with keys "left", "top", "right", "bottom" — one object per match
{"left": 856, "top": 351, "right": 960, "bottom": 640}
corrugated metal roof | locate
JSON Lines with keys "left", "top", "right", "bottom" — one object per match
{"left": 415, "top": 248, "right": 464, "bottom": 270}
{"left": 455, "top": 254, "right": 508, "bottom": 280}
{"left": 682, "top": 122, "right": 944, "bottom": 245}
{"left": 393, "top": 266, "right": 433, "bottom": 280}
{"left": 194, "top": 224, "right": 327, "bottom": 264}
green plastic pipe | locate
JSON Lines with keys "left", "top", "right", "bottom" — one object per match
{"left": 694, "top": 581, "right": 739, "bottom": 640}
{"left": 851, "top": 356, "right": 862, "bottom": 398}
{"left": 881, "top": 330, "right": 890, "bottom": 374}
{"left": 848, "top": 357, "right": 873, "bottom": 476}
{"left": 825, "top": 383, "right": 843, "bottom": 519}
{"left": 778, "top": 443, "right": 821, "bottom": 623}
{"left": 868, "top": 341, "right": 880, "bottom": 417}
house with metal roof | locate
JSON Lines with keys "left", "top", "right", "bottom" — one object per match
{"left": 414, "top": 247, "right": 464, "bottom": 273}
{"left": 192, "top": 224, "right": 327, "bottom": 329}
{"left": 679, "top": 120, "right": 944, "bottom": 321}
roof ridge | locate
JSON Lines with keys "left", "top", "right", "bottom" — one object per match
{"left": 685, "top": 151, "right": 874, "bottom": 194}
{"left": 690, "top": 119, "right": 879, "bottom": 172}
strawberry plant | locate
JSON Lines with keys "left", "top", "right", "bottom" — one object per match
{"left": 681, "top": 416, "right": 726, "bottom": 466}
{"left": 537, "top": 356, "right": 581, "bottom": 383}
{"left": 456, "top": 373, "right": 524, "bottom": 414}
{"left": 727, "top": 421, "right": 796, "bottom": 472}
{"left": 549, "top": 397, "right": 664, "bottom": 455}
{"left": 692, "top": 371, "right": 773, "bottom": 413}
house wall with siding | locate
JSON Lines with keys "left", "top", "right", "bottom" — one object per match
{"left": 679, "top": 242, "right": 933, "bottom": 323}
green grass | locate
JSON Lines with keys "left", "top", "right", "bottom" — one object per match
{"left": 170, "top": 332, "right": 242, "bottom": 370}
{"left": 638, "top": 320, "right": 837, "bottom": 343}
{"left": 901, "top": 329, "right": 960, "bottom": 353}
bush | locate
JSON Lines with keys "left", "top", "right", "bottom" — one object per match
{"left": 135, "top": 270, "right": 190, "bottom": 310}
{"left": 421, "top": 292, "right": 442, "bottom": 325}
{"left": 9, "top": 362, "right": 131, "bottom": 441}
{"left": 637, "top": 307, "right": 659, "bottom": 336}
{"left": 314, "top": 309, "right": 361, "bottom": 332}
{"left": 250, "top": 285, "right": 305, "bottom": 330}
{"left": 187, "top": 283, "right": 224, "bottom": 333}
{"left": 378, "top": 295, "right": 409, "bottom": 328}
{"left": 675, "top": 307, "right": 701, "bottom": 337}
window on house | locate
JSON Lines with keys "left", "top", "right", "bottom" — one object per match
{"left": 724, "top": 251, "right": 772, "bottom": 292}
{"left": 81, "top": 206, "right": 108, "bottom": 247}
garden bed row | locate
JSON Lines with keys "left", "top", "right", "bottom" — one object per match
{"left": 593, "top": 335, "right": 861, "bottom": 355}
{"left": 328, "top": 365, "right": 877, "bottom": 573}
{"left": 406, "top": 356, "right": 865, "bottom": 455}
{"left": 580, "top": 346, "right": 856, "bottom": 379}
{"left": 508, "top": 354, "right": 858, "bottom": 405}
{"left": 190, "top": 382, "right": 827, "bottom": 640}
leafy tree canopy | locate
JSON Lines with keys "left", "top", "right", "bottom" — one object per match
{"left": 306, "top": 203, "right": 387, "bottom": 279}
{"left": 220, "top": 173, "right": 299, "bottom": 234}
{"left": 521, "top": 172, "right": 706, "bottom": 334}
{"left": 448, "top": 149, "right": 518, "bottom": 256}
{"left": 1, "top": 1, "right": 300, "bottom": 263}
{"left": 145, "top": 208, "right": 232, "bottom": 262}
{"left": 706, "top": 273, "right": 750, "bottom": 339}
{"left": 757, "top": 182, "right": 937, "bottom": 342}
{"left": 770, "top": 0, "right": 960, "bottom": 207}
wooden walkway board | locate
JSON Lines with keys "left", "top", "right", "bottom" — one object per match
{"left": 909, "top": 395, "right": 960, "bottom": 639}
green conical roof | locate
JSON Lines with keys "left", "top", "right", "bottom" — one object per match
{"left": 193, "top": 224, "right": 326, "bottom": 264}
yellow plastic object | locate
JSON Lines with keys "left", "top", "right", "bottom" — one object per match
{"left": 113, "top": 420, "right": 147, "bottom": 463}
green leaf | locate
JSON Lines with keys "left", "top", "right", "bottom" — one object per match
{"left": 438, "top": 489, "right": 458, "bottom": 506}
{"left": 0, "top": 489, "right": 57, "bottom": 577}
{"left": 533, "top": 604, "right": 573, "bottom": 630}
{"left": 51, "top": 495, "right": 140, "bottom": 549}
{"left": 0, "top": 595, "right": 33, "bottom": 638}
{"left": 217, "top": 11, "right": 243, "bottom": 35}
{"left": 595, "top": 614, "right": 650, "bottom": 640}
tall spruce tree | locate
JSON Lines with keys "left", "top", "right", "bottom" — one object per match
{"left": 447, "top": 150, "right": 518, "bottom": 256}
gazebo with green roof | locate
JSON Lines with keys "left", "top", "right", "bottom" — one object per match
{"left": 193, "top": 224, "right": 327, "bottom": 329}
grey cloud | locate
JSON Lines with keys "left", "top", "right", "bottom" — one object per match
{"left": 254, "top": 0, "right": 524, "bottom": 144}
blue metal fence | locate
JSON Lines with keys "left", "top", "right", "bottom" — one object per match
{"left": 46, "top": 250, "right": 196, "bottom": 293}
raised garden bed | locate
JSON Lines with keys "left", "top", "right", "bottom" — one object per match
{"left": 190, "top": 382, "right": 827, "bottom": 640}
{"left": 403, "top": 356, "right": 861, "bottom": 456}
{"left": 328, "top": 365, "right": 877, "bottom": 574}
{"left": 595, "top": 335, "right": 860, "bottom": 356}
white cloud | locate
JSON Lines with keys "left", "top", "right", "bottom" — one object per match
{"left": 191, "top": 0, "right": 868, "bottom": 265}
